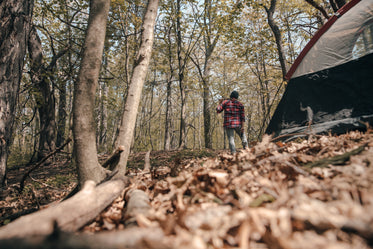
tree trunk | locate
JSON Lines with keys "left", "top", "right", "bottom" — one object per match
{"left": 99, "top": 82, "right": 108, "bottom": 149}
{"left": 264, "top": 0, "right": 287, "bottom": 81}
{"left": 201, "top": 0, "right": 219, "bottom": 149}
{"left": 115, "top": 0, "right": 159, "bottom": 177}
{"left": 202, "top": 78, "right": 212, "bottom": 148}
{"left": 330, "top": 0, "right": 346, "bottom": 12}
{"left": 164, "top": 26, "right": 174, "bottom": 151}
{"left": 148, "top": 80, "right": 155, "bottom": 150}
{"left": 0, "top": 179, "right": 126, "bottom": 239}
{"left": 56, "top": 0, "right": 72, "bottom": 148}
{"left": 304, "top": 0, "right": 330, "bottom": 20}
{"left": 0, "top": 0, "right": 33, "bottom": 186}
{"left": 201, "top": 43, "right": 216, "bottom": 149}
{"left": 164, "top": 76, "right": 172, "bottom": 151}
{"left": 73, "top": 0, "right": 111, "bottom": 185}
{"left": 56, "top": 79, "right": 67, "bottom": 147}
{"left": 176, "top": 0, "right": 187, "bottom": 150}
{"left": 28, "top": 26, "right": 58, "bottom": 160}
{"left": 179, "top": 85, "right": 187, "bottom": 149}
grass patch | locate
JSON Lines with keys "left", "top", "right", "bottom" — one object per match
{"left": 46, "top": 174, "right": 76, "bottom": 188}
{"left": 7, "top": 152, "right": 34, "bottom": 169}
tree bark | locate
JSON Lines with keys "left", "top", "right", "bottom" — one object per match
{"left": 264, "top": 0, "right": 287, "bottom": 81}
{"left": 0, "top": 179, "right": 126, "bottom": 239}
{"left": 164, "top": 26, "right": 174, "bottom": 151}
{"left": 28, "top": 26, "right": 60, "bottom": 160}
{"left": 176, "top": 0, "right": 188, "bottom": 150}
{"left": 304, "top": 0, "right": 330, "bottom": 20}
{"left": 0, "top": 227, "right": 166, "bottom": 249}
{"left": 164, "top": 75, "right": 172, "bottom": 151}
{"left": 202, "top": 78, "right": 212, "bottom": 149}
{"left": 202, "top": 0, "right": 219, "bottom": 149}
{"left": 99, "top": 82, "right": 108, "bottom": 148}
{"left": 73, "top": 0, "right": 111, "bottom": 184}
{"left": 115, "top": 0, "right": 159, "bottom": 177}
{"left": 330, "top": 0, "right": 346, "bottom": 12}
{"left": 0, "top": 0, "right": 34, "bottom": 186}
{"left": 124, "top": 189, "right": 151, "bottom": 226}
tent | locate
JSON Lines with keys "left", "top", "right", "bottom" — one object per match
{"left": 265, "top": 0, "right": 373, "bottom": 139}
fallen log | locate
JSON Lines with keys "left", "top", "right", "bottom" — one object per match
{"left": 144, "top": 150, "right": 151, "bottom": 171}
{"left": 124, "top": 189, "right": 151, "bottom": 227}
{"left": 0, "top": 227, "right": 167, "bottom": 249}
{"left": 0, "top": 179, "right": 127, "bottom": 239}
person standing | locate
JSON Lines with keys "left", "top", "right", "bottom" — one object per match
{"left": 217, "top": 90, "right": 248, "bottom": 154}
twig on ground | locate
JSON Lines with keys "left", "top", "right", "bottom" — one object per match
{"left": 304, "top": 143, "right": 368, "bottom": 168}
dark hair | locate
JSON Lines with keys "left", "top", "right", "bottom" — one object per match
{"left": 230, "top": 90, "right": 239, "bottom": 99}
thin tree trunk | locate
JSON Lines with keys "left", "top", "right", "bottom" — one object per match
{"left": 149, "top": 82, "right": 155, "bottom": 150}
{"left": 98, "top": 53, "right": 109, "bottom": 149}
{"left": 28, "top": 26, "right": 59, "bottom": 160}
{"left": 330, "top": 0, "right": 346, "bottom": 12}
{"left": 164, "top": 76, "right": 172, "bottom": 151}
{"left": 202, "top": 0, "right": 219, "bottom": 149}
{"left": 115, "top": 0, "right": 159, "bottom": 177}
{"left": 304, "top": 0, "right": 330, "bottom": 20}
{"left": 0, "top": 0, "right": 33, "bottom": 186}
{"left": 202, "top": 78, "right": 212, "bottom": 148}
{"left": 56, "top": 0, "right": 72, "bottom": 148}
{"left": 264, "top": 0, "right": 287, "bottom": 80}
{"left": 164, "top": 25, "right": 174, "bottom": 151}
{"left": 176, "top": 0, "right": 187, "bottom": 149}
{"left": 73, "top": 0, "right": 111, "bottom": 185}
{"left": 201, "top": 44, "right": 216, "bottom": 149}
{"left": 179, "top": 86, "right": 187, "bottom": 149}
{"left": 57, "top": 80, "right": 67, "bottom": 147}
{"left": 101, "top": 84, "right": 108, "bottom": 147}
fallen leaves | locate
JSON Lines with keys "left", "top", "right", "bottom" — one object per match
{"left": 90, "top": 131, "right": 373, "bottom": 248}
{"left": 2, "top": 131, "right": 373, "bottom": 249}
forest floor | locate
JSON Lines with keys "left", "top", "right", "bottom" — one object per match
{"left": 1, "top": 130, "right": 373, "bottom": 249}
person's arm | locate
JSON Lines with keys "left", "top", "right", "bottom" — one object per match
{"left": 217, "top": 99, "right": 227, "bottom": 113}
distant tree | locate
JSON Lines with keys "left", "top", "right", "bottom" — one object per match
{"left": 0, "top": 0, "right": 34, "bottom": 186}
{"left": 164, "top": 25, "right": 175, "bottom": 151}
{"left": 28, "top": 26, "right": 69, "bottom": 160}
{"left": 262, "top": 0, "right": 287, "bottom": 80}
{"left": 304, "top": 0, "right": 330, "bottom": 19}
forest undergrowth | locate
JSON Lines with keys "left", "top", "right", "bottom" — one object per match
{"left": 1, "top": 130, "right": 373, "bottom": 249}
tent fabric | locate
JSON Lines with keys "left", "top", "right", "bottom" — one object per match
{"left": 266, "top": 52, "right": 373, "bottom": 137}
{"left": 292, "top": 0, "right": 373, "bottom": 79}
{"left": 266, "top": 0, "right": 373, "bottom": 138}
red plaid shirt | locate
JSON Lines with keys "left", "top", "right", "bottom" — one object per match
{"left": 217, "top": 99, "right": 245, "bottom": 128}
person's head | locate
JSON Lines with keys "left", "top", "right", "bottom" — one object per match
{"left": 230, "top": 90, "right": 239, "bottom": 99}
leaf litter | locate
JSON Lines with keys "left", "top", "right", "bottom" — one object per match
{"left": 1, "top": 131, "right": 373, "bottom": 248}
{"left": 84, "top": 131, "right": 373, "bottom": 249}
